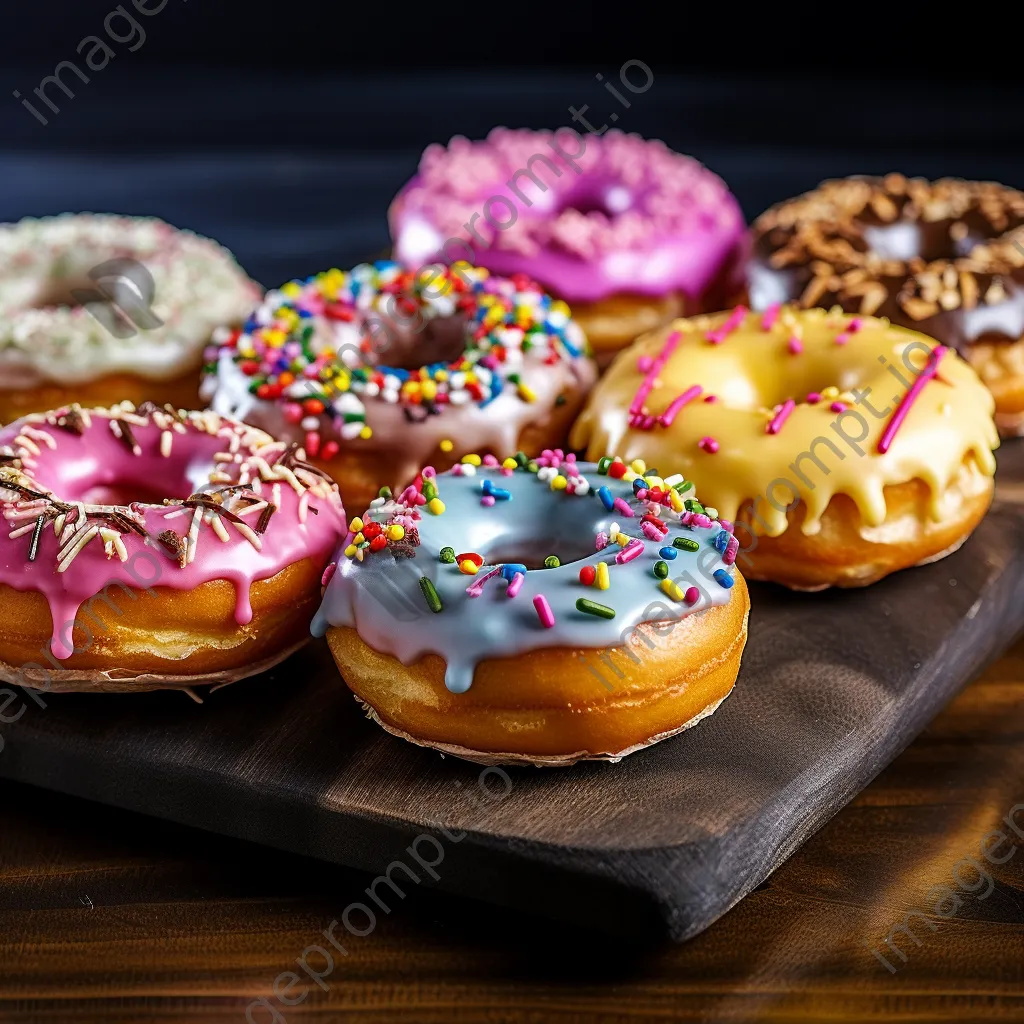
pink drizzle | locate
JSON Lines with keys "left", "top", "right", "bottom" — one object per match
{"left": 658, "top": 385, "right": 703, "bottom": 427}
{"left": 705, "top": 305, "right": 748, "bottom": 344}
{"left": 628, "top": 330, "right": 683, "bottom": 419}
{"left": 766, "top": 399, "right": 796, "bottom": 435}
{"left": 761, "top": 303, "right": 781, "bottom": 330}
{"left": 877, "top": 346, "right": 948, "bottom": 454}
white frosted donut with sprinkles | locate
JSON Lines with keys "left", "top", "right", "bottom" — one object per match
{"left": 0, "top": 214, "right": 260, "bottom": 424}
{"left": 202, "top": 260, "right": 597, "bottom": 514}
{"left": 313, "top": 450, "right": 749, "bottom": 765}
{"left": 0, "top": 403, "right": 347, "bottom": 693}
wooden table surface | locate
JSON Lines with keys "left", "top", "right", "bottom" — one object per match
{"left": 0, "top": 639, "right": 1020, "bottom": 1024}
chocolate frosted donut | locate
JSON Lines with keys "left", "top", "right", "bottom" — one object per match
{"left": 749, "top": 175, "right": 1024, "bottom": 434}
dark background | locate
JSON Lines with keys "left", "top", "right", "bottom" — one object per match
{"left": 2, "top": 0, "right": 1023, "bottom": 287}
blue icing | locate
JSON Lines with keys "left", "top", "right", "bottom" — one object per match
{"left": 311, "top": 462, "right": 736, "bottom": 695}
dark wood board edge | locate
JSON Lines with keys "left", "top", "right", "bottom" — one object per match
{"left": 0, "top": 745, "right": 667, "bottom": 939}
{"left": 0, "top": 447, "right": 1021, "bottom": 943}
{"left": 1, "top": 563, "right": 1022, "bottom": 944}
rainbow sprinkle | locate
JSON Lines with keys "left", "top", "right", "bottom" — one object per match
{"left": 204, "top": 261, "right": 588, "bottom": 459}
{"left": 534, "top": 594, "right": 556, "bottom": 628}
{"left": 329, "top": 449, "right": 737, "bottom": 662}
{"left": 766, "top": 399, "right": 796, "bottom": 435}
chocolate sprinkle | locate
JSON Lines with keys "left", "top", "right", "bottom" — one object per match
{"left": 136, "top": 401, "right": 186, "bottom": 424}
{"left": 183, "top": 494, "right": 250, "bottom": 528}
{"left": 92, "top": 509, "right": 148, "bottom": 537}
{"left": 157, "top": 529, "right": 187, "bottom": 567}
{"left": 110, "top": 418, "right": 140, "bottom": 455}
{"left": 279, "top": 445, "right": 335, "bottom": 485}
{"left": 0, "top": 479, "right": 56, "bottom": 504}
{"left": 256, "top": 503, "right": 277, "bottom": 534}
{"left": 55, "top": 408, "right": 86, "bottom": 435}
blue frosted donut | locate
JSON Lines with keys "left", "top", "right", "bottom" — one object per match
{"left": 312, "top": 449, "right": 749, "bottom": 764}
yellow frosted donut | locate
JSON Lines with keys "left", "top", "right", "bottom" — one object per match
{"left": 570, "top": 305, "right": 1000, "bottom": 590}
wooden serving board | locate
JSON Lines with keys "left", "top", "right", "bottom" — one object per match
{"left": 1, "top": 443, "right": 1022, "bottom": 943}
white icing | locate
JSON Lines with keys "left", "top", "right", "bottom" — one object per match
{"left": 0, "top": 214, "right": 260, "bottom": 386}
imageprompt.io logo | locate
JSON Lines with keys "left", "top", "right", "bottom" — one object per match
{"left": 72, "top": 258, "right": 164, "bottom": 339}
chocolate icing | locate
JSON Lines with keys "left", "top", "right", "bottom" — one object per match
{"left": 749, "top": 175, "right": 1024, "bottom": 352}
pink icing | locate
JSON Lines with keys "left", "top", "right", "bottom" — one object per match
{"left": 766, "top": 399, "right": 796, "bottom": 435}
{"left": 705, "top": 305, "right": 748, "bottom": 344}
{"left": 630, "top": 330, "right": 683, "bottom": 417}
{"left": 0, "top": 406, "right": 347, "bottom": 661}
{"left": 877, "top": 347, "right": 948, "bottom": 454}
{"left": 389, "top": 128, "right": 745, "bottom": 302}
{"left": 658, "top": 385, "right": 703, "bottom": 427}
{"left": 760, "top": 303, "right": 782, "bottom": 330}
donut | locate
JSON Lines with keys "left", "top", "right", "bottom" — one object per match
{"left": 202, "top": 260, "right": 597, "bottom": 513}
{"left": 570, "top": 306, "right": 999, "bottom": 590}
{"left": 749, "top": 175, "right": 1024, "bottom": 435}
{"left": 0, "top": 214, "right": 260, "bottom": 424}
{"left": 388, "top": 129, "right": 746, "bottom": 367}
{"left": 0, "top": 403, "right": 346, "bottom": 693}
{"left": 312, "top": 450, "right": 749, "bottom": 765}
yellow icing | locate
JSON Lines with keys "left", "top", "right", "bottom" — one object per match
{"left": 570, "top": 306, "right": 999, "bottom": 537}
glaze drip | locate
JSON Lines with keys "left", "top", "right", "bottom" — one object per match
{"left": 570, "top": 306, "right": 999, "bottom": 538}
{"left": 311, "top": 452, "right": 738, "bottom": 694}
{"left": 0, "top": 404, "right": 347, "bottom": 660}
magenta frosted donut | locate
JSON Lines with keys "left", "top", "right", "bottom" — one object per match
{"left": 0, "top": 403, "right": 347, "bottom": 692}
{"left": 389, "top": 128, "right": 747, "bottom": 364}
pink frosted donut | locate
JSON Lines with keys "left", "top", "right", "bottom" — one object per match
{"left": 389, "top": 128, "right": 747, "bottom": 365}
{"left": 0, "top": 402, "right": 347, "bottom": 692}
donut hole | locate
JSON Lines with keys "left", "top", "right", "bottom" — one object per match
{"left": 860, "top": 208, "right": 1016, "bottom": 262}
{"left": 28, "top": 273, "right": 98, "bottom": 310}
{"left": 486, "top": 536, "right": 598, "bottom": 571}
{"left": 48, "top": 444, "right": 216, "bottom": 508}
{"left": 563, "top": 197, "right": 613, "bottom": 217}
{"left": 695, "top": 351, "right": 878, "bottom": 411}
{"left": 558, "top": 183, "right": 633, "bottom": 219}
{"left": 372, "top": 316, "right": 468, "bottom": 371}
{"left": 77, "top": 482, "right": 175, "bottom": 506}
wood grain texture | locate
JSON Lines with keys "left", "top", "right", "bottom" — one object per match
{"left": 0, "top": 642, "right": 1020, "bottom": 1023}
{"left": 1, "top": 444, "right": 1023, "bottom": 949}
